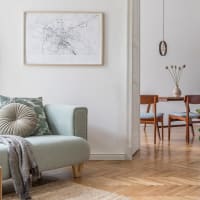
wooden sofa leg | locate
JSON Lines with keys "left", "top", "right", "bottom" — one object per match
{"left": 0, "top": 167, "right": 2, "bottom": 200}
{"left": 72, "top": 163, "right": 83, "bottom": 178}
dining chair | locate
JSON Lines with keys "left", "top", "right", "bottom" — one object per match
{"left": 168, "top": 95, "right": 200, "bottom": 144}
{"left": 140, "top": 95, "right": 164, "bottom": 144}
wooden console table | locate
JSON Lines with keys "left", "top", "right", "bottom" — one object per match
{"left": 0, "top": 166, "right": 2, "bottom": 200}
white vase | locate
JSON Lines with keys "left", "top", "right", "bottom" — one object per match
{"left": 172, "top": 85, "right": 182, "bottom": 97}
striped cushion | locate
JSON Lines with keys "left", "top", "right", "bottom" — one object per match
{"left": 140, "top": 112, "right": 163, "bottom": 119}
{"left": 170, "top": 112, "right": 200, "bottom": 118}
{"left": 0, "top": 103, "right": 38, "bottom": 137}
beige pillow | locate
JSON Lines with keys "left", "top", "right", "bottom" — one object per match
{"left": 0, "top": 103, "right": 38, "bottom": 137}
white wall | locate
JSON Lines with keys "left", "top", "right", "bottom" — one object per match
{"left": 141, "top": 0, "right": 200, "bottom": 120}
{"left": 0, "top": 0, "right": 135, "bottom": 159}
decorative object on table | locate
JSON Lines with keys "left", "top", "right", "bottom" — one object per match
{"left": 159, "top": 0, "right": 167, "bottom": 56}
{"left": 165, "top": 65, "right": 186, "bottom": 97}
{"left": 24, "top": 11, "right": 104, "bottom": 66}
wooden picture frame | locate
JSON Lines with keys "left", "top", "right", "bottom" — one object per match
{"left": 24, "top": 11, "right": 104, "bottom": 66}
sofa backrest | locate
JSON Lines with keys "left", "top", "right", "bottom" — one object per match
{"left": 44, "top": 104, "right": 88, "bottom": 139}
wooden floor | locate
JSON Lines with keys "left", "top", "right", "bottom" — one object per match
{"left": 3, "top": 126, "right": 200, "bottom": 199}
{"left": 79, "top": 126, "right": 200, "bottom": 200}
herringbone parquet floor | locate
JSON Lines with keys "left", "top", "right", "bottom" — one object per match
{"left": 3, "top": 126, "right": 200, "bottom": 199}
{"left": 76, "top": 126, "right": 200, "bottom": 200}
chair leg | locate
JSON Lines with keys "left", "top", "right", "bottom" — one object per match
{"left": 154, "top": 122, "right": 156, "bottom": 144}
{"left": 168, "top": 117, "right": 171, "bottom": 142}
{"left": 190, "top": 123, "right": 195, "bottom": 137}
{"left": 157, "top": 122, "right": 161, "bottom": 140}
{"left": 161, "top": 120, "right": 164, "bottom": 141}
{"left": 186, "top": 123, "right": 190, "bottom": 144}
{"left": 144, "top": 123, "right": 147, "bottom": 132}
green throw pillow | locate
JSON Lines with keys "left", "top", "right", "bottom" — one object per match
{"left": 0, "top": 95, "right": 51, "bottom": 136}
{"left": 0, "top": 95, "right": 12, "bottom": 106}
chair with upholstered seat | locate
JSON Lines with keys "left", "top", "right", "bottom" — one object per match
{"left": 140, "top": 95, "right": 164, "bottom": 144}
{"left": 168, "top": 95, "right": 200, "bottom": 144}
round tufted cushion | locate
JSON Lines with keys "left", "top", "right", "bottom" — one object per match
{"left": 0, "top": 103, "right": 38, "bottom": 137}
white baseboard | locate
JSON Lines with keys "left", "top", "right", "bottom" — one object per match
{"left": 89, "top": 154, "right": 127, "bottom": 160}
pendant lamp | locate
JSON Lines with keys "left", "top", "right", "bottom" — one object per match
{"left": 159, "top": 0, "right": 167, "bottom": 56}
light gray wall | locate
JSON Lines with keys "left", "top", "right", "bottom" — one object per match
{"left": 0, "top": 0, "right": 133, "bottom": 159}
{"left": 140, "top": 0, "right": 200, "bottom": 120}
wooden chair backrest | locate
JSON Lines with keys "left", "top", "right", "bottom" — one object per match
{"left": 140, "top": 95, "right": 159, "bottom": 115}
{"left": 184, "top": 95, "right": 200, "bottom": 115}
{"left": 140, "top": 95, "right": 158, "bottom": 105}
{"left": 184, "top": 95, "right": 200, "bottom": 104}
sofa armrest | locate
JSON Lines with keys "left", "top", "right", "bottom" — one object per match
{"left": 44, "top": 105, "right": 88, "bottom": 140}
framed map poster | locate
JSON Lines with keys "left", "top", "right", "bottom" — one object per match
{"left": 24, "top": 11, "right": 104, "bottom": 66}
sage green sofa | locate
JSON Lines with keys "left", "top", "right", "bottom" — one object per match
{"left": 0, "top": 104, "right": 90, "bottom": 180}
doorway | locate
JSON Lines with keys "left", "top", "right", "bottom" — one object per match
{"left": 126, "top": 0, "right": 140, "bottom": 159}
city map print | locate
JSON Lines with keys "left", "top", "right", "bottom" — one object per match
{"left": 25, "top": 12, "right": 103, "bottom": 65}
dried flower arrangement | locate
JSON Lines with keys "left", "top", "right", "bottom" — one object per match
{"left": 165, "top": 65, "right": 186, "bottom": 87}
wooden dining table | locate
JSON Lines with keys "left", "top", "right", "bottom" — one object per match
{"left": 158, "top": 96, "right": 184, "bottom": 102}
